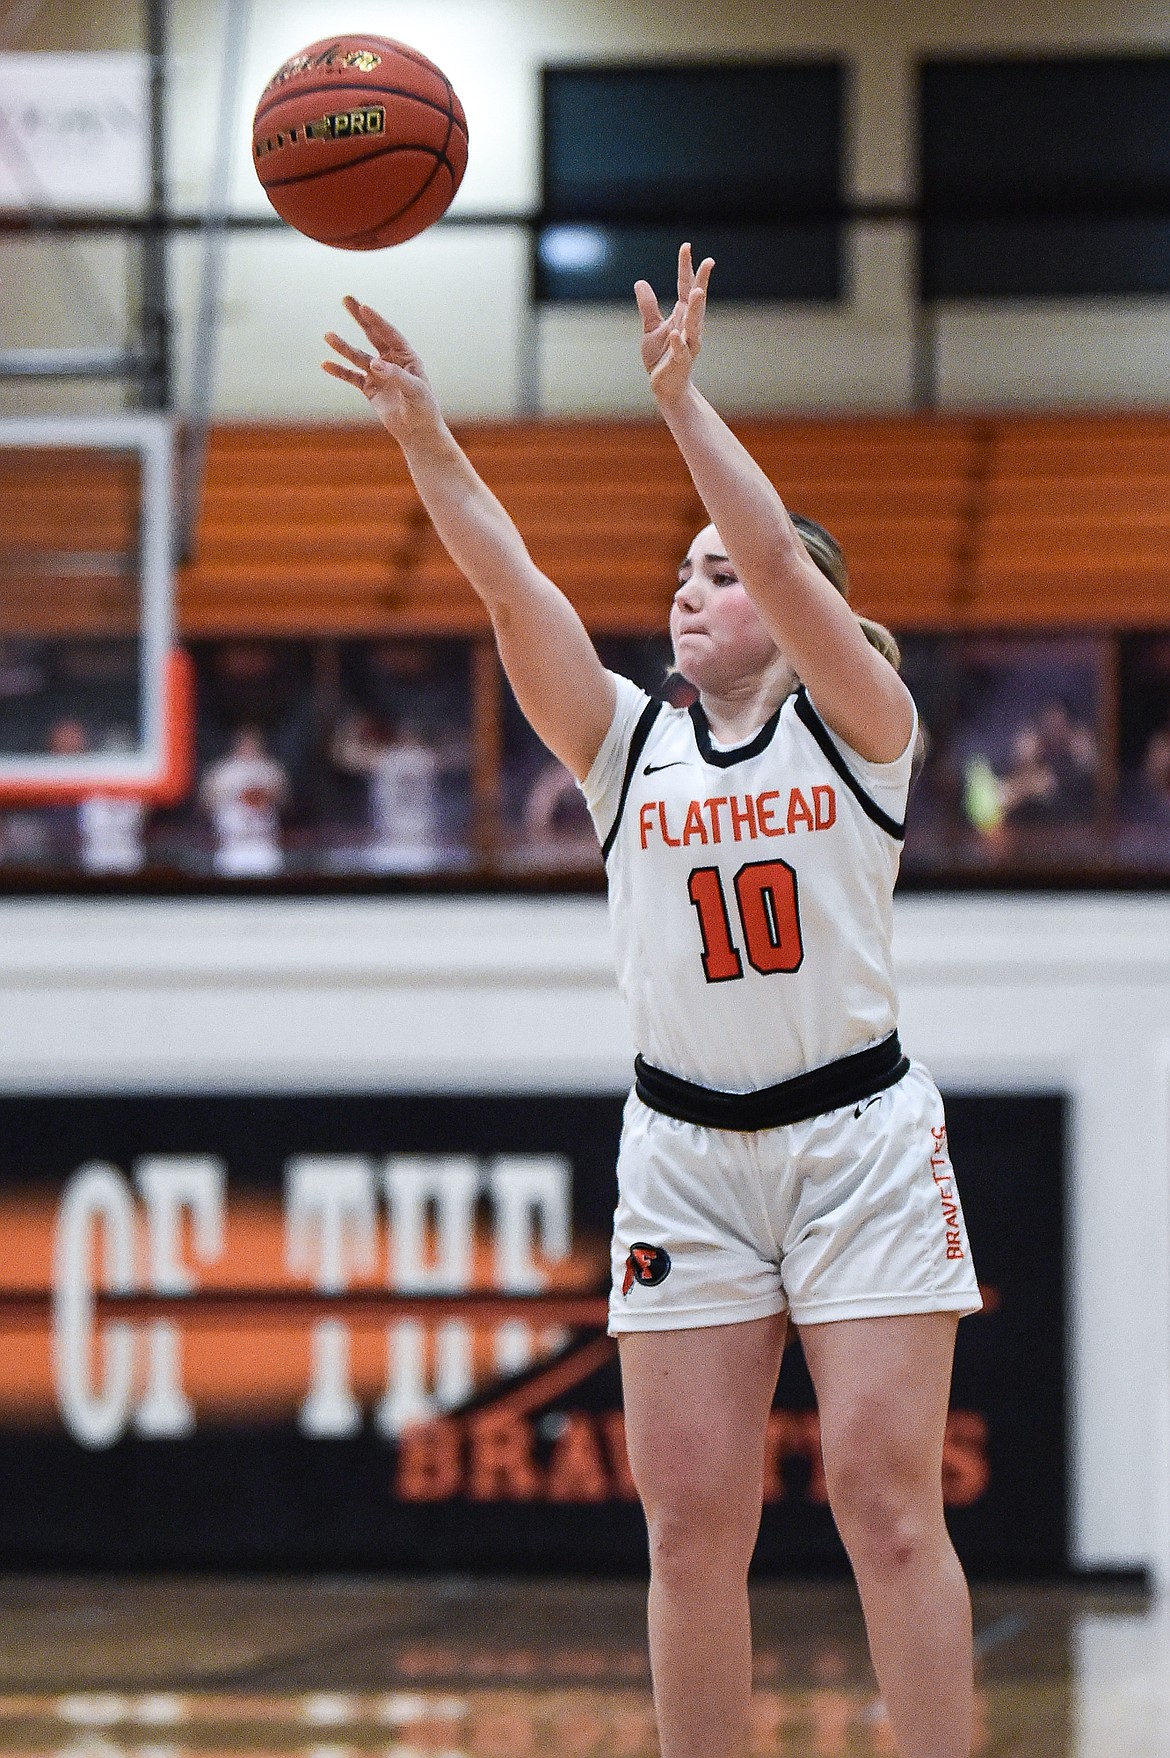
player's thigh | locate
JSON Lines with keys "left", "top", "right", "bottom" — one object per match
{"left": 799, "top": 1312, "right": 958, "bottom": 1512}
{"left": 618, "top": 1313, "right": 787, "bottom": 1524}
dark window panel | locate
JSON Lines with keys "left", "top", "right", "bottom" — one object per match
{"left": 920, "top": 56, "right": 1170, "bottom": 297}
{"left": 543, "top": 63, "right": 842, "bottom": 222}
{"left": 922, "top": 56, "right": 1170, "bottom": 206}
{"left": 922, "top": 215, "right": 1170, "bottom": 299}
{"left": 536, "top": 220, "right": 840, "bottom": 303}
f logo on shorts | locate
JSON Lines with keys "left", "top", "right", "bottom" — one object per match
{"left": 622, "top": 1241, "right": 672, "bottom": 1295}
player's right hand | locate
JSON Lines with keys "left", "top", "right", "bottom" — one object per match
{"left": 635, "top": 242, "right": 714, "bottom": 408}
{"left": 323, "top": 297, "right": 443, "bottom": 445}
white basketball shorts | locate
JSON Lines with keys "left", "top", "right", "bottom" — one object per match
{"left": 609, "top": 1060, "right": 982, "bottom": 1333}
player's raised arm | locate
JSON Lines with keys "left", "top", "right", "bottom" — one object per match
{"left": 636, "top": 247, "right": 914, "bottom": 764}
{"left": 323, "top": 297, "right": 615, "bottom": 780}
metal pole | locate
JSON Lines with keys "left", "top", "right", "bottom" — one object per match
{"left": 141, "top": 0, "right": 170, "bottom": 409}
{"left": 516, "top": 224, "right": 542, "bottom": 416}
{"left": 912, "top": 299, "right": 937, "bottom": 411}
{"left": 177, "top": 0, "right": 252, "bottom": 562}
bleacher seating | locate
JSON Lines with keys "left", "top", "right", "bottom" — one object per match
{"left": 972, "top": 415, "right": 1170, "bottom": 627}
{"left": 5, "top": 415, "right": 1169, "bottom": 638}
{"left": 0, "top": 449, "right": 139, "bottom": 637}
{"left": 183, "top": 412, "right": 1170, "bottom": 636}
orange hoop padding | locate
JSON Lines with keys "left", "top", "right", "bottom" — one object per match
{"left": 0, "top": 648, "right": 196, "bottom": 807}
{"left": 145, "top": 646, "right": 197, "bottom": 806}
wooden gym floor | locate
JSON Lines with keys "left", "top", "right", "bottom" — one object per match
{"left": 0, "top": 1576, "right": 1165, "bottom": 1757}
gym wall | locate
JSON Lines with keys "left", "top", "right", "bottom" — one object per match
{"left": 6, "top": 0, "right": 1170, "bottom": 416}
{"left": 0, "top": 894, "right": 1167, "bottom": 1582}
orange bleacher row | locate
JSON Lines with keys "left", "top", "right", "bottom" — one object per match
{"left": 3, "top": 413, "right": 1170, "bottom": 639}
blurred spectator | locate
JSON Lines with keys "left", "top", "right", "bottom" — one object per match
{"left": 47, "top": 716, "right": 87, "bottom": 758}
{"left": 195, "top": 640, "right": 313, "bottom": 792}
{"left": 331, "top": 710, "right": 446, "bottom": 872}
{"left": 521, "top": 758, "right": 599, "bottom": 866}
{"left": 1140, "top": 720, "right": 1170, "bottom": 811}
{"left": 200, "top": 727, "right": 288, "bottom": 876}
{"left": 80, "top": 731, "right": 147, "bottom": 877}
{"left": 41, "top": 716, "right": 87, "bottom": 866}
{"left": 997, "top": 725, "right": 1061, "bottom": 824}
{"left": 1031, "top": 699, "right": 1097, "bottom": 821}
{"left": 964, "top": 697, "right": 1098, "bottom": 834}
{"left": 78, "top": 793, "right": 146, "bottom": 874}
{"left": 0, "top": 810, "right": 52, "bottom": 866}
{"left": 43, "top": 718, "right": 148, "bottom": 875}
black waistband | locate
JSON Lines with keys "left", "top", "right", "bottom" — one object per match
{"left": 634, "top": 1032, "right": 909, "bottom": 1131}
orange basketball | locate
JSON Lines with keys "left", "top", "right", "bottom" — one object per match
{"left": 252, "top": 35, "right": 468, "bottom": 250}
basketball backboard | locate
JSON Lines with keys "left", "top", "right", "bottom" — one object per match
{"left": 0, "top": 414, "right": 191, "bottom": 803}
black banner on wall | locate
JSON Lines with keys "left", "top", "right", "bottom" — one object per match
{"left": 0, "top": 1090, "right": 1065, "bottom": 1572}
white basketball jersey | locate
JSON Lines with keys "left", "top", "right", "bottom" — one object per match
{"left": 581, "top": 674, "right": 918, "bottom": 1093}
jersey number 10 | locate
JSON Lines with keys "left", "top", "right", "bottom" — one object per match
{"left": 687, "top": 859, "right": 804, "bottom": 982}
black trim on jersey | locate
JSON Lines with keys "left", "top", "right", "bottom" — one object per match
{"left": 793, "top": 687, "right": 906, "bottom": 841}
{"left": 634, "top": 1031, "right": 910, "bottom": 1131}
{"left": 600, "top": 696, "right": 664, "bottom": 862}
{"left": 689, "top": 700, "right": 782, "bottom": 768}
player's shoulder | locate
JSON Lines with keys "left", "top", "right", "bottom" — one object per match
{"left": 601, "top": 673, "right": 701, "bottom": 757}
{"left": 788, "top": 685, "right": 916, "bottom": 840}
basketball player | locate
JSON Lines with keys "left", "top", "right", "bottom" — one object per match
{"left": 323, "top": 243, "right": 981, "bottom": 1758}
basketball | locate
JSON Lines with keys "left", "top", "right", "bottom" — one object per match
{"left": 252, "top": 35, "right": 468, "bottom": 250}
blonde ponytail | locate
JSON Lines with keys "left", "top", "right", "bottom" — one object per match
{"left": 858, "top": 616, "right": 902, "bottom": 672}
{"left": 790, "top": 513, "right": 902, "bottom": 674}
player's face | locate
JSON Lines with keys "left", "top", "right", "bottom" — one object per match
{"left": 670, "top": 526, "right": 783, "bottom": 691}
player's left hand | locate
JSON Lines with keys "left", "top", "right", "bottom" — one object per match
{"left": 635, "top": 242, "right": 714, "bottom": 407}
{"left": 322, "top": 296, "right": 444, "bottom": 448}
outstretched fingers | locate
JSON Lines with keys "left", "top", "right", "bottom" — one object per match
{"left": 321, "top": 359, "right": 367, "bottom": 388}
{"left": 324, "top": 329, "right": 373, "bottom": 372}
{"left": 676, "top": 240, "right": 694, "bottom": 302}
{"left": 321, "top": 325, "right": 377, "bottom": 391}
{"left": 679, "top": 254, "right": 713, "bottom": 352}
{"left": 676, "top": 241, "right": 714, "bottom": 294}
{"left": 342, "top": 294, "right": 419, "bottom": 368}
{"left": 682, "top": 285, "right": 705, "bottom": 352}
{"left": 634, "top": 278, "right": 663, "bottom": 332}
{"left": 636, "top": 250, "right": 714, "bottom": 390}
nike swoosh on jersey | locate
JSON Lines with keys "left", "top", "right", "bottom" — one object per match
{"left": 643, "top": 760, "right": 690, "bottom": 775}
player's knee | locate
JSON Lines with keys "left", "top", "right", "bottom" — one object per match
{"left": 642, "top": 1467, "right": 761, "bottom": 1579}
{"left": 824, "top": 1451, "right": 939, "bottom": 1574}
{"left": 843, "top": 1501, "right": 930, "bottom": 1575}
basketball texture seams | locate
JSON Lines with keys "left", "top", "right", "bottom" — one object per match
{"left": 262, "top": 142, "right": 457, "bottom": 194}
{"left": 252, "top": 33, "right": 468, "bottom": 250}
{"left": 254, "top": 80, "right": 455, "bottom": 129}
{"left": 338, "top": 163, "right": 454, "bottom": 246}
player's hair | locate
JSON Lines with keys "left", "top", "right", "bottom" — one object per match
{"left": 789, "top": 513, "right": 902, "bottom": 673}
{"left": 789, "top": 513, "right": 926, "bottom": 777}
